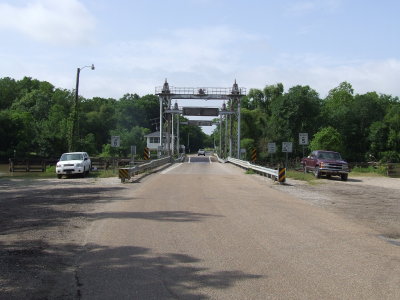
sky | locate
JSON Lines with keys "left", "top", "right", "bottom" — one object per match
{"left": 1, "top": 0, "right": 399, "bottom": 134}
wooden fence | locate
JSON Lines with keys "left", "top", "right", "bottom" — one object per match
{"left": 8, "top": 158, "right": 140, "bottom": 172}
{"left": 387, "top": 163, "right": 400, "bottom": 177}
{"left": 8, "top": 159, "right": 50, "bottom": 172}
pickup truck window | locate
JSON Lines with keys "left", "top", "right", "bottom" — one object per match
{"left": 317, "top": 152, "right": 342, "bottom": 160}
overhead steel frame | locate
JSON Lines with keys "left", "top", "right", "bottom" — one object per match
{"left": 156, "top": 80, "right": 246, "bottom": 158}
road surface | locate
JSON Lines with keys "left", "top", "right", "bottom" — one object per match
{"left": 73, "top": 157, "right": 400, "bottom": 299}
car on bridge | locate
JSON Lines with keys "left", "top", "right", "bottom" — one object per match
{"left": 197, "top": 149, "right": 206, "bottom": 156}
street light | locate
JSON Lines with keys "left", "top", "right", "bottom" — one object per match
{"left": 69, "top": 64, "right": 95, "bottom": 152}
{"left": 75, "top": 64, "right": 95, "bottom": 106}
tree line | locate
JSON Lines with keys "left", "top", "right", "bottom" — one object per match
{"left": 1, "top": 77, "right": 399, "bottom": 163}
{"left": 220, "top": 81, "right": 400, "bottom": 163}
{"left": 0, "top": 77, "right": 209, "bottom": 161}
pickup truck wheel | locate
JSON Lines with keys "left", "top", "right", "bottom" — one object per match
{"left": 57, "top": 174, "right": 62, "bottom": 179}
{"left": 341, "top": 174, "right": 348, "bottom": 181}
{"left": 314, "top": 167, "right": 321, "bottom": 178}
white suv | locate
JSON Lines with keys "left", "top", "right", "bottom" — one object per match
{"left": 56, "top": 152, "right": 91, "bottom": 178}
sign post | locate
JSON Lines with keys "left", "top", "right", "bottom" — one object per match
{"left": 130, "top": 145, "right": 136, "bottom": 166}
{"left": 268, "top": 142, "right": 276, "bottom": 166}
{"left": 282, "top": 142, "right": 293, "bottom": 169}
{"left": 240, "top": 148, "right": 246, "bottom": 160}
{"left": 111, "top": 136, "right": 120, "bottom": 170}
{"left": 299, "top": 133, "right": 309, "bottom": 157}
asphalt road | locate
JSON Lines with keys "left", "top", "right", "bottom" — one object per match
{"left": 75, "top": 156, "right": 400, "bottom": 299}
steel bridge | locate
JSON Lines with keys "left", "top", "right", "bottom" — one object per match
{"left": 155, "top": 79, "right": 246, "bottom": 158}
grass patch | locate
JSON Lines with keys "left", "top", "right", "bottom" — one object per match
{"left": 286, "top": 170, "right": 317, "bottom": 183}
{"left": 286, "top": 166, "right": 387, "bottom": 183}
{"left": 1, "top": 165, "right": 57, "bottom": 179}
{"left": 245, "top": 169, "right": 255, "bottom": 174}
{"left": 93, "top": 169, "right": 117, "bottom": 178}
{"left": 350, "top": 165, "right": 386, "bottom": 176}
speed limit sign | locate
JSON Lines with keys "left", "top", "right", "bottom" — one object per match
{"left": 268, "top": 142, "right": 276, "bottom": 153}
{"left": 299, "top": 133, "right": 308, "bottom": 145}
{"left": 111, "top": 136, "right": 120, "bottom": 147}
{"left": 282, "top": 142, "right": 293, "bottom": 153}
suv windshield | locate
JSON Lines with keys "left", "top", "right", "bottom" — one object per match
{"left": 61, "top": 154, "right": 83, "bottom": 161}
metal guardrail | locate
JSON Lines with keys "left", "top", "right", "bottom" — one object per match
{"left": 118, "top": 154, "right": 185, "bottom": 182}
{"left": 214, "top": 153, "right": 226, "bottom": 163}
{"left": 227, "top": 157, "right": 286, "bottom": 183}
{"left": 118, "top": 156, "right": 172, "bottom": 182}
{"left": 174, "top": 154, "right": 186, "bottom": 163}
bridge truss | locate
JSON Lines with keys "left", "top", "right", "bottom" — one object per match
{"left": 155, "top": 80, "right": 246, "bottom": 158}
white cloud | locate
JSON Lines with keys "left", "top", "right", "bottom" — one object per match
{"left": 0, "top": 0, "right": 95, "bottom": 45}
{"left": 105, "top": 26, "right": 266, "bottom": 74}
{"left": 241, "top": 58, "right": 400, "bottom": 98}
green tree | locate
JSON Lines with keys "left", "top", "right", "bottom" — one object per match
{"left": 0, "top": 110, "right": 35, "bottom": 157}
{"left": 80, "top": 97, "right": 117, "bottom": 153}
{"left": 267, "top": 85, "right": 321, "bottom": 158}
{"left": 116, "top": 94, "right": 159, "bottom": 130}
{"left": 0, "top": 77, "right": 18, "bottom": 110}
{"left": 246, "top": 89, "right": 265, "bottom": 110}
{"left": 309, "top": 127, "right": 344, "bottom": 153}
{"left": 263, "top": 83, "right": 284, "bottom": 114}
{"left": 384, "top": 104, "right": 400, "bottom": 155}
{"left": 368, "top": 121, "right": 388, "bottom": 160}
{"left": 240, "top": 138, "right": 255, "bottom": 160}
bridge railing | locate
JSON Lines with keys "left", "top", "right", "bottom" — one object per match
{"left": 118, "top": 154, "right": 185, "bottom": 182}
{"left": 226, "top": 157, "right": 286, "bottom": 184}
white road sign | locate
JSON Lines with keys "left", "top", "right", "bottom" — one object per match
{"left": 111, "top": 136, "right": 120, "bottom": 147}
{"left": 299, "top": 133, "right": 309, "bottom": 145}
{"left": 282, "top": 142, "right": 293, "bottom": 153}
{"left": 131, "top": 145, "right": 136, "bottom": 155}
{"left": 268, "top": 142, "right": 276, "bottom": 153}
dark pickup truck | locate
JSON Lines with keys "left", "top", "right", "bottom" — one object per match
{"left": 301, "top": 150, "right": 350, "bottom": 181}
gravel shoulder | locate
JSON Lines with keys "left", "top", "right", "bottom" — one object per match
{"left": 270, "top": 175, "right": 400, "bottom": 244}
{"left": 0, "top": 172, "right": 399, "bottom": 298}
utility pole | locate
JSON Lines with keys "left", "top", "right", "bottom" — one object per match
{"left": 69, "top": 64, "right": 94, "bottom": 152}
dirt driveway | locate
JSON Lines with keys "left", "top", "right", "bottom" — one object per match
{"left": 0, "top": 173, "right": 399, "bottom": 298}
